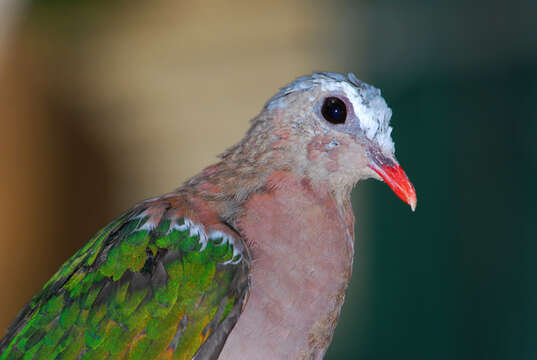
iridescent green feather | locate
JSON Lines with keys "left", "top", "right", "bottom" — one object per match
{"left": 0, "top": 205, "right": 249, "bottom": 360}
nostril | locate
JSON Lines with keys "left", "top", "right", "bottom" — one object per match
{"left": 325, "top": 139, "right": 340, "bottom": 150}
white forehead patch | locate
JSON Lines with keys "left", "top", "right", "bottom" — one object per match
{"left": 267, "top": 72, "right": 395, "bottom": 154}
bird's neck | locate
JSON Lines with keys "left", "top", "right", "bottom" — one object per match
{"left": 182, "top": 109, "right": 359, "bottom": 220}
{"left": 219, "top": 170, "right": 355, "bottom": 359}
{"left": 183, "top": 154, "right": 353, "bottom": 226}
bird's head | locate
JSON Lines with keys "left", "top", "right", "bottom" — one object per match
{"left": 260, "top": 72, "right": 417, "bottom": 210}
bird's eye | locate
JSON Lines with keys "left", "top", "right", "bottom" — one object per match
{"left": 321, "top": 97, "right": 347, "bottom": 124}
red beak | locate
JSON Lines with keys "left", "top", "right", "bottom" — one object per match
{"left": 369, "top": 162, "right": 417, "bottom": 211}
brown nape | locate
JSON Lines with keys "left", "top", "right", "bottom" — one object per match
{"left": 179, "top": 110, "right": 290, "bottom": 223}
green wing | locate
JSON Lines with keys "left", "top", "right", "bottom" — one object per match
{"left": 0, "top": 203, "right": 250, "bottom": 360}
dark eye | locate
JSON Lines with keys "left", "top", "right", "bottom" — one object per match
{"left": 321, "top": 97, "right": 347, "bottom": 124}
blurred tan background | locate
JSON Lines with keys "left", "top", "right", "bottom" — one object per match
{"left": 0, "top": 0, "right": 349, "bottom": 334}
{"left": 2, "top": 1, "right": 537, "bottom": 359}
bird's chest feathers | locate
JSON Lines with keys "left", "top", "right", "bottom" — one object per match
{"left": 242, "top": 172, "right": 354, "bottom": 267}
{"left": 222, "top": 171, "right": 354, "bottom": 359}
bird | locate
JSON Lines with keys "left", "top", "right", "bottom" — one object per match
{"left": 0, "top": 72, "right": 416, "bottom": 360}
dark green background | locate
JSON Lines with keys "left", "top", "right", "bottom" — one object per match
{"left": 328, "top": 0, "right": 537, "bottom": 358}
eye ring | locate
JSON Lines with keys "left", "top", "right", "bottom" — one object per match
{"left": 321, "top": 97, "right": 347, "bottom": 124}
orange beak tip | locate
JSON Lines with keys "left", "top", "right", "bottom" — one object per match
{"left": 369, "top": 163, "right": 417, "bottom": 212}
{"left": 409, "top": 195, "right": 417, "bottom": 212}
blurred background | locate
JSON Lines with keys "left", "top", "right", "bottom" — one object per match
{"left": 1, "top": 0, "right": 536, "bottom": 359}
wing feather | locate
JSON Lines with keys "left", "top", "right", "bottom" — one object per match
{"left": 0, "top": 201, "right": 249, "bottom": 360}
